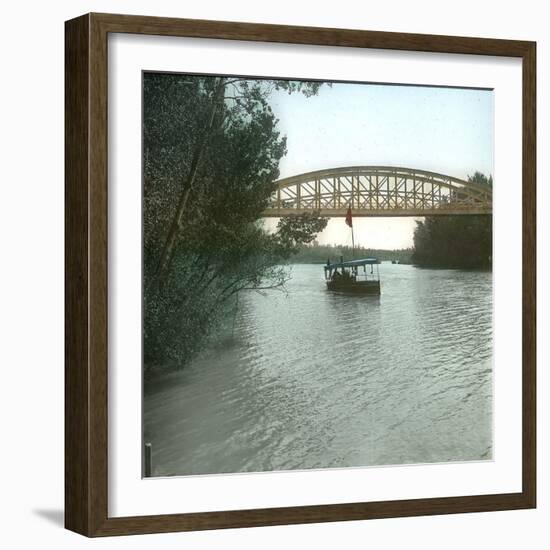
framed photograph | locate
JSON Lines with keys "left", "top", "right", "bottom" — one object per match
{"left": 65, "top": 13, "right": 536, "bottom": 537}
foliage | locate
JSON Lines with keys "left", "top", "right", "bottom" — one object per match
{"left": 143, "top": 74, "right": 326, "bottom": 373}
{"left": 469, "top": 171, "right": 493, "bottom": 187}
{"left": 274, "top": 212, "right": 329, "bottom": 257}
{"left": 411, "top": 172, "right": 493, "bottom": 269}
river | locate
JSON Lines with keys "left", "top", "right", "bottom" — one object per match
{"left": 144, "top": 263, "right": 492, "bottom": 476}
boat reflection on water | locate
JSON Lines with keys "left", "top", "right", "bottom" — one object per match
{"left": 324, "top": 257, "right": 381, "bottom": 295}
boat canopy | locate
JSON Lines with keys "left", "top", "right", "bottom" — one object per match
{"left": 324, "top": 258, "right": 379, "bottom": 271}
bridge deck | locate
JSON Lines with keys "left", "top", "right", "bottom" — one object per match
{"left": 262, "top": 207, "right": 492, "bottom": 217}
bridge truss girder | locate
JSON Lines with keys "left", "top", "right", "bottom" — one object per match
{"left": 262, "top": 166, "right": 492, "bottom": 217}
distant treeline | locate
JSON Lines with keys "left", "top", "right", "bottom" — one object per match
{"left": 293, "top": 243, "right": 413, "bottom": 264}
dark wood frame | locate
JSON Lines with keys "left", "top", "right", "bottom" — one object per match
{"left": 65, "top": 12, "right": 536, "bottom": 537}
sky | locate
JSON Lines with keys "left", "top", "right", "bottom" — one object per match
{"left": 264, "top": 81, "right": 494, "bottom": 249}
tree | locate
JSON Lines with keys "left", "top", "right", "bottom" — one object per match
{"left": 411, "top": 172, "right": 492, "bottom": 269}
{"left": 143, "top": 74, "right": 327, "bottom": 373}
{"left": 149, "top": 76, "right": 324, "bottom": 281}
{"left": 468, "top": 171, "right": 493, "bottom": 187}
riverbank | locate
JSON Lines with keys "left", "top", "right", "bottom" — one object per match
{"left": 293, "top": 244, "right": 412, "bottom": 264}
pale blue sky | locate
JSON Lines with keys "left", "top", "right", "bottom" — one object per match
{"left": 265, "top": 81, "right": 494, "bottom": 249}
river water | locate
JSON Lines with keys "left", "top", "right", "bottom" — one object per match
{"left": 144, "top": 263, "right": 492, "bottom": 476}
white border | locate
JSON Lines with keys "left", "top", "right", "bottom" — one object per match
{"left": 108, "top": 33, "right": 523, "bottom": 517}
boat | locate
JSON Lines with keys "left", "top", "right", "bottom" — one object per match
{"left": 324, "top": 257, "right": 381, "bottom": 295}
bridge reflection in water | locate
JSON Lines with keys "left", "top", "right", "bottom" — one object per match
{"left": 263, "top": 166, "right": 492, "bottom": 217}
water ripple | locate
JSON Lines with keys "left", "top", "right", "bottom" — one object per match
{"left": 144, "top": 264, "right": 493, "bottom": 476}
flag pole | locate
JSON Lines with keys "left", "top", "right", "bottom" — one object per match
{"left": 345, "top": 207, "right": 355, "bottom": 258}
{"left": 351, "top": 191, "right": 355, "bottom": 258}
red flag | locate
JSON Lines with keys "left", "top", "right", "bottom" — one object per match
{"left": 345, "top": 207, "right": 353, "bottom": 228}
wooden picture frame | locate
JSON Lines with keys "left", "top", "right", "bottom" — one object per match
{"left": 65, "top": 12, "right": 536, "bottom": 537}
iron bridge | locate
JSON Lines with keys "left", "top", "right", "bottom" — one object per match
{"left": 262, "top": 166, "right": 492, "bottom": 217}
